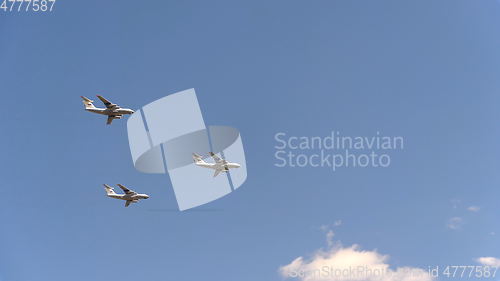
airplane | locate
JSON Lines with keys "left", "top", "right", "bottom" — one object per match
{"left": 81, "top": 95, "right": 135, "bottom": 125}
{"left": 103, "top": 184, "right": 150, "bottom": 207}
{"left": 192, "top": 152, "right": 241, "bottom": 177}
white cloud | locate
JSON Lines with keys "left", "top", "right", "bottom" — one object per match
{"left": 446, "top": 217, "right": 464, "bottom": 230}
{"left": 279, "top": 232, "right": 433, "bottom": 281}
{"left": 320, "top": 220, "right": 343, "bottom": 232}
{"left": 326, "top": 230, "right": 335, "bottom": 248}
{"left": 476, "top": 257, "right": 500, "bottom": 267}
{"left": 467, "top": 206, "right": 480, "bottom": 212}
{"left": 450, "top": 199, "right": 461, "bottom": 209}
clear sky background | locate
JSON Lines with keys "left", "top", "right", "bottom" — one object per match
{"left": 1, "top": 1, "right": 499, "bottom": 281}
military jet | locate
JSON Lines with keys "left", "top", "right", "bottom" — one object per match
{"left": 104, "top": 184, "right": 149, "bottom": 207}
{"left": 81, "top": 95, "right": 134, "bottom": 125}
{"left": 192, "top": 152, "right": 241, "bottom": 177}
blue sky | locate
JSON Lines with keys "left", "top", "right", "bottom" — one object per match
{"left": 1, "top": 1, "right": 499, "bottom": 281}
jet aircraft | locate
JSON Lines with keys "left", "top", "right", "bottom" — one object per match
{"left": 192, "top": 152, "right": 241, "bottom": 177}
{"left": 104, "top": 184, "right": 149, "bottom": 207}
{"left": 81, "top": 95, "right": 134, "bottom": 124}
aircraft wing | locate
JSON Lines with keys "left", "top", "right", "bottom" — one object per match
{"left": 213, "top": 169, "right": 222, "bottom": 177}
{"left": 97, "top": 95, "right": 120, "bottom": 109}
{"left": 81, "top": 96, "right": 94, "bottom": 103}
{"left": 125, "top": 200, "right": 139, "bottom": 207}
{"left": 208, "top": 152, "right": 224, "bottom": 163}
{"left": 117, "top": 184, "right": 137, "bottom": 195}
{"left": 106, "top": 116, "right": 114, "bottom": 125}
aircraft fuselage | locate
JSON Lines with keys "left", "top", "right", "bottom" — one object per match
{"left": 195, "top": 162, "right": 241, "bottom": 170}
{"left": 85, "top": 108, "right": 135, "bottom": 116}
{"left": 107, "top": 194, "right": 150, "bottom": 201}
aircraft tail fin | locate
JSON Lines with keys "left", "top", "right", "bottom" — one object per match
{"left": 81, "top": 96, "right": 96, "bottom": 109}
{"left": 103, "top": 184, "right": 116, "bottom": 196}
{"left": 192, "top": 153, "right": 204, "bottom": 164}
